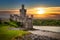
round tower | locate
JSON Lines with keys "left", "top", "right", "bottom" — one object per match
{"left": 20, "top": 4, "right": 26, "bottom": 18}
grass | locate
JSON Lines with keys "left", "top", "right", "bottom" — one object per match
{"left": 0, "top": 26, "right": 30, "bottom": 40}
{"left": 0, "top": 20, "right": 30, "bottom": 40}
{"left": 0, "top": 20, "right": 21, "bottom": 28}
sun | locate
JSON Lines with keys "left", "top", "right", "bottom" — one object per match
{"left": 37, "top": 8, "right": 45, "bottom": 14}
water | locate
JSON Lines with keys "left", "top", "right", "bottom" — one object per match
{"left": 29, "top": 26, "right": 60, "bottom": 39}
{"left": 33, "top": 26, "right": 60, "bottom": 32}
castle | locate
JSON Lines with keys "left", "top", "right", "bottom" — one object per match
{"left": 10, "top": 4, "right": 33, "bottom": 30}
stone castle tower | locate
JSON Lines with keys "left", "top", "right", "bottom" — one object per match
{"left": 20, "top": 4, "right": 26, "bottom": 18}
{"left": 10, "top": 4, "right": 33, "bottom": 30}
{"left": 20, "top": 4, "right": 33, "bottom": 29}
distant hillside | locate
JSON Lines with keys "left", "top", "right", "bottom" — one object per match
{"left": 33, "top": 19, "right": 60, "bottom": 26}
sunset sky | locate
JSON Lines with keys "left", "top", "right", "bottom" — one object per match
{"left": 0, "top": 0, "right": 60, "bottom": 19}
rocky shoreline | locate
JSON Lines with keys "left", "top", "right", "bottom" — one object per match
{"left": 9, "top": 27, "right": 60, "bottom": 40}
{"left": 24, "top": 34, "right": 60, "bottom": 40}
{"left": 14, "top": 34, "right": 60, "bottom": 40}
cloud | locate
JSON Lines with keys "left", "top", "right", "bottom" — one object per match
{"left": 27, "top": 7, "right": 60, "bottom": 14}
{"left": 0, "top": 10, "right": 19, "bottom": 18}
{"left": 0, "top": 7, "right": 60, "bottom": 19}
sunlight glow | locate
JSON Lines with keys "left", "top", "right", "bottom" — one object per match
{"left": 36, "top": 8, "right": 45, "bottom": 14}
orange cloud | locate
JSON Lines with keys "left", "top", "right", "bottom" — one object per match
{"left": 27, "top": 7, "right": 60, "bottom": 15}
{"left": 0, "top": 7, "right": 60, "bottom": 19}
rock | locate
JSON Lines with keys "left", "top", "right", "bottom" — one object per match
{"left": 23, "top": 34, "right": 59, "bottom": 40}
{"left": 11, "top": 34, "right": 59, "bottom": 40}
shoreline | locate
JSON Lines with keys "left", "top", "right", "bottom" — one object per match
{"left": 28, "top": 26, "right": 60, "bottom": 39}
{"left": 33, "top": 26, "right": 60, "bottom": 32}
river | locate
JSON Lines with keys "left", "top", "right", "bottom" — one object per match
{"left": 33, "top": 26, "right": 60, "bottom": 32}
{"left": 28, "top": 26, "right": 60, "bottom": 39}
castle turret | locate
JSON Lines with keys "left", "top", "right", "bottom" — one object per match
{"left": 20, "top": 4, "right": 26, "bottom": 18}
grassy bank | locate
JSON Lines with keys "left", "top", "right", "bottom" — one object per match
{"left": 0, "top": 21, "right": 30, "bottom": 40}
{"left": 0, "top": 26, "right": 30, "bottom": 40}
